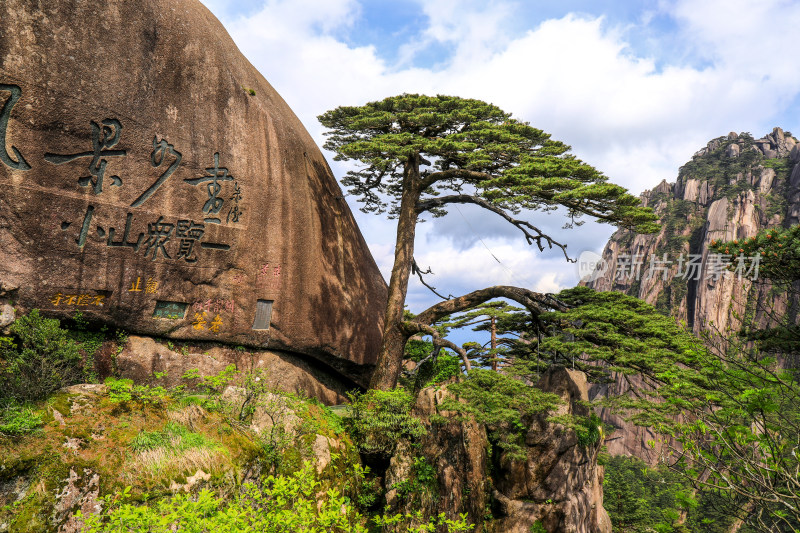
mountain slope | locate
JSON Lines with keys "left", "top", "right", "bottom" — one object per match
{"left": 585, "top": 127, "right": 800, "bottom": 460}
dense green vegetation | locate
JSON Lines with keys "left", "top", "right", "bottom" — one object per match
{"left": 0, "top": 309, "right": 86, "bottom": 403}
{"left": 0, "top": 311, "right": 475, "bottom": 532}
{"left": 538, "top": 277, "right": 800, "bottom": 530}
{"left": 81, "top": 461, "right": 472, "bottom": 533}
{"left": 345, "top": 388, "right": 427, "bottom": 458}
{"left": 602, "top": 455, "right": 694, "bottom": 532}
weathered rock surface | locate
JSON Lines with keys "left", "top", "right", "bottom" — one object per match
{"left": 387, "top": 368, "right": 609, "bottom": 533}
{"left": 0, "top": 0, "right": 387, "bottom": 385}
{"left": 117, "top": 335, "right": 353, "bottom": 404}
{"left": 491, "top": 369, "right": 611, "bottom": 533}
{"left": 0, "top": 381, "right": 354, "bottom": 532}
{"left": 385, "top": 386, "right": 491, "bottom": 524}
{"left": 52, "top": 468, "right": 102, "bottom": 533}
{"left": 585, "top": 127, "right": 800, "bottom": 460}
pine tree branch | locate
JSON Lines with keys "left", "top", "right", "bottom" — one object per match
{"left": 411, "top": 258, "right": 454, "bottom": 300}
{"left": 400, "top": 320, "right": 471, "bottom": 372}
{"left": 416, "top": 194, "right": 572, "bottom": 260}
{"left": 419, "top": 169, "right": 493, "bottom": 190}
{"left": 414, "top": 286, "right": 566, "bottom": 327}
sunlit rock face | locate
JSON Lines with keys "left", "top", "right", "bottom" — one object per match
{"left": 0, "top": 0, "right": 387, "bottom": 383}
{"left": 584, "top": 128, "right": 800, "bottom": 461}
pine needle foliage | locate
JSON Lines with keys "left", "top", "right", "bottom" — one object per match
{"left": 542, "top": 286, "right": 800, "bottom": 531}
{"left": 319, "top": 93, "right": 658, "bottom": 231}
{"left": 319, "top": 93, "right": 658, "bottom": 390}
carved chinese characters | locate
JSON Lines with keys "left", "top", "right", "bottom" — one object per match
{"left": 0, "top": 84, "right": 30, "bottom": 171}
{"left": 131, "top": 137, "right": 182, "bottom": 208}
{"left": 44, "top": 119, "right": 126, "bottom": 194}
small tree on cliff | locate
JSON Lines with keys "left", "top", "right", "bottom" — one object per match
{"left": 319, "top": 94, "right": 657, "bottom": 390}
{"left": 446, "top": 301, "right": 524, "bottom": 371}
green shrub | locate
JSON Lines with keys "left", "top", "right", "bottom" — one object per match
{"left": 79, "top": 462, "right": 474, "bottom": 533}
{"left": 575, "top": 412, "right": 604, "bottom": 447}
{"left": 442, "top": 369, "right": 561, "bottom": 460}
{"left": 417, "top": 352, "right": 462, "bottom": 388}
{"left": 0, "top": 309, "right": 85, "bottom": 402}
{"left": 345, "top": 388, "right": 426, "bottom": 457}
{"left": 105, "top": 377, "right": 170, "bottom": 413}
{"left": 391, "top": 455, "right": 438, "bottom": 504}
{"left": 529, "top": 521, "right": 547, "bottom": 533}
{"left": 0, "top": 403, "right": 42, "bottom": 436}
{"left": 603, "top": 455, "right": 698, "bottom": 533}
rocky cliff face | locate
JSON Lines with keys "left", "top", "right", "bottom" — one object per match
{"left": 0, "top": 0, "right": 387, "bottom": 386}
{"left": 386, "top": 368, "right": 611, "bottom": 533}
{"left": 585, "top": 127, "right": 800, "bottom": 459}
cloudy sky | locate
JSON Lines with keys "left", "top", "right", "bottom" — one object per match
{"left": 200, "top": 0, "right": 800, "bottom": 312}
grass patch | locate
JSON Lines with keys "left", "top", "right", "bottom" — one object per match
{"left": 125, "top": 421, "right": 228, "bottom": 483}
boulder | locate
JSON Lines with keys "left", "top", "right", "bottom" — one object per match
{"left": 726, "top": 143, "right": 740, "bottom": 158}
{"left": 0, "top": 0, "right": 387, "bottom": 383}
{"left": 0, "top": 305, "right": 13, "bottom": 329}
{"left": 117, "top": 335, "right": 353, "bottom": 404}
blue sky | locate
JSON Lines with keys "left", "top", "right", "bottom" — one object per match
{"left": 200, "top": 0, "right": 800, "bottom": 315}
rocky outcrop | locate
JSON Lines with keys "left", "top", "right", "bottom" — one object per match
{"left": 586, "top": 128, "right": 796, "bottom": 333}
{"left": 585, "top": 128, "right": 800, "bottom": 459}
{"left": 0, "top": 381, "right": 355, "bottom": 532}
{"left": 385, "top": 386, "right": 491, "bottom": 525}
{"left": 491, "top": 369, "right": 611, "bottom": 533}
{"left": 386, "top": 368, "right": 610, "bottom": 533}
{"left": 117, "top": 335, "right": 353, "bottom": 404}
{"left": 0, "top": 0, "right": 387, "bottom": 385}
{"left": 52, "top": 468, "right": 102, "bottom": 533}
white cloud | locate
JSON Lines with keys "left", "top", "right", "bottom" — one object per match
{"left": 405, "top": 236, "right": 576, "bottom": 311}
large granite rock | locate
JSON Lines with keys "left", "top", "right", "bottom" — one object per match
{"left": 0, "top": 0, "right": 387, "bottom": 383}
{"left": 116, "top": 335, "right": 353, "bottom": 404}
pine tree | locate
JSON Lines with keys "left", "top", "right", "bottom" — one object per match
{"left": 447, "top": 301, "right": 525, "bottom": 370}
{"left": 540, "top": 286, "right": 800, "bottom": 531}
{"left": 319, "top": 94, "right": 657, "bottom": 389}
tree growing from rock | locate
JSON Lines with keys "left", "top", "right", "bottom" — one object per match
{"left": 319, "top": 94, "right": 657, "bottom": 390}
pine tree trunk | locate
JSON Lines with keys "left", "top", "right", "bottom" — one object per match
{"left": 369, "top": 155, "right": 420, "bottom": 390}
{"left": 490, "top": 315, "right": 497, "bottom": 371}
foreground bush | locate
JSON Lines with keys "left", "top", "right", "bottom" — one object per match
{"left": 79, "top": 462, "right": 472, "bottom": 533}
{"left": 345, "top": 388, "right": 426, "bottom": 458}
{"left": 0, "top": 309, "right": 85, "bottom": 402}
